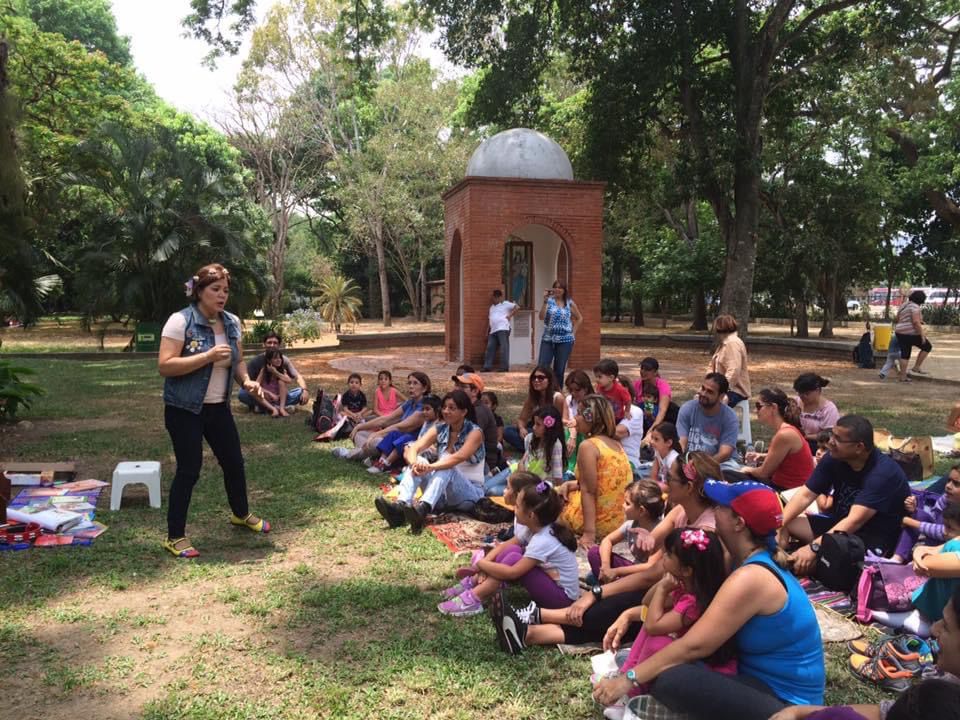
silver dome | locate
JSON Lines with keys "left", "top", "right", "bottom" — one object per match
{"left": 466, "top": 128, "right": 574, "bottom": 181}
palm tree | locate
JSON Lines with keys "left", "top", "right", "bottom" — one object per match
{"left": 316, "top": 275, "right": 362, "bottom": 333}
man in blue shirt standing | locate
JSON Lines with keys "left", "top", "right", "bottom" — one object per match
{"left": 778, "top": 414, "right": 909, "bottom": 575}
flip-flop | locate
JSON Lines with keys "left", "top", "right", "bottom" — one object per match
{"left": 163, "top": 537, "right": 200, "bottom": 559}
{"left": 230, "top": 513, "right": 271, "bottom": 533}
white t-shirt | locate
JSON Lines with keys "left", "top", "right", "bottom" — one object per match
{"left": 524, "top": 525, "right": 580, "bottom": 600}
{"left": 488, "top": 301, "right": 517, "bottom": 334}
{"left": 656, "top": 449, "right": 679, "bottom": 486}
{"left": 514, "top": 520, "right": 532, "bottom": 546}
{"left": 618, "top": 405, "right": 645, "bottom": 469}
{"left": 161, "top": 312, "right": 231, "bottom": 404}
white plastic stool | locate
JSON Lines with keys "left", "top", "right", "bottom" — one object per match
{"left": 735, "top": 399, "right": 753, "bottom": 447}
{"left": 111, "top": 461, "right": 162, "bottom": 511}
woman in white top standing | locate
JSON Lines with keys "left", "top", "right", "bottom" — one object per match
{"left": 894, "top": 289, "right": 933, "bottom": 382}
{"left": 158, "top": 264, "right": 271, "bottom": 559}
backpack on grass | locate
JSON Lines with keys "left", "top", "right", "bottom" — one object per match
{"left": 307, "top": 388, "right": 335, "bottom": 434}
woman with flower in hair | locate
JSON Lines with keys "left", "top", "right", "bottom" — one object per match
{"left": 439, "top": 481, "right": 580, "bottom": 617}
{"left": 595, "top": 481, "right": 824, "bottom": 720}
{"left": 557, "top": 394, "right": 633, "bottom": 548}
{"left": 158, "top": 264, "right": 271, "bottom": 558}
{"left": 590, "top": 527, "right": 735, "bottom": 717}
{"left": 484, "top": 405, "right": 566, "bottom": 496}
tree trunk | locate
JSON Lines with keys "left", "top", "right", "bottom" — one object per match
{"left": 373, "top": 220, "right": 391, "bottom": 327}
{"left": 611, "top": 260, "right": 623, "bottom": 322}
{"left": 632, "top": 290, "right": 644, "bottom": 326}
{"left": 690, "top": 284, "right": 708, "bottom": 330}
{"left": 267, "top": 207, "right": 290, "bottom": 317}
{"left": 796, "top": 300, "right": 809, "bottom": 339}
{"left": 367, "top": 255, "right": 380, "bottom": 319}
{"left": 819, "top": 272, "right": 837, "bottom": 338}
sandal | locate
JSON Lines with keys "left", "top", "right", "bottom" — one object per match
{"left": 230, "top": 513, "right": 271, "bottom": 534}
{"left": 163, "top": 537, "right": 200, "bottom": 559}
{"left": 848, "top": 652, "right": 914, "bottom": 692}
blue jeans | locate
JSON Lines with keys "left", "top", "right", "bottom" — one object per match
{"left": 483, "top": 330, "right": 510, "bottom": 371}
{"left": 538, "top": 340, "right": 573, "bottom": 386}
{"left": 503, "top": 423, "right": 531, "bottom": 452}
{"left": 484, "top": 467, "right": 511, "bottom": 496}
{"left": 397, "top": 465, "right": 484, "bottom": 511}
{"left": 238, "top": 386, "right": 303, "bottom": 409}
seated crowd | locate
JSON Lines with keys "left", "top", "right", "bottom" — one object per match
{"left": 323, "top": 356, "right": 960, "bottom": 720}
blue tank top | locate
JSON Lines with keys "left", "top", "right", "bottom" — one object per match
{"left": 737, "top": 551, "right": 825, "bottom": 706}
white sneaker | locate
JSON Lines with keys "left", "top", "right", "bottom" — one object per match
{"left": 366, "top": 463, "right": 385, "bottom": 474}
{"left": 331, "top": 447, "right": 350, "bottom": 458}
{"left": 516, "top": 600, "right": 540, "bottom": 625}
{"left": 603, "top": 705, "right": 626, "bottom": 720}
{"left": 362, "top": 457, "right": 374, "bottom": 468}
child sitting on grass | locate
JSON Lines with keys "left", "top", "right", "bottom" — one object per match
{"left": 374, "top": 370, "right": 404, "bottom": 416}
{"left": 484, "top": 405, "right": 566, "bottom": 496}
{"left": 368, "top": 394, "right": 441, "bottom": 475}
{"left": 591, "top": 528, "right": 737, "bottom": 717}
{"left": 480, "top": 391, "right": 504, "bottom": 447}
{"left": 649, "top": 422, "right": 680, "bottom": 489}
{"left": 255, "top": 348, "right": 289, "bottom": 417}
{"left": 438, "top": 481, "right": 580, "bottom": 616}
{"left": 892, "top": 465, "right": 960, "bottom": 562}
{"left": 339, "top": 373, "right": 369, "bottom": 427}
{"left": 589, "top": 479, "right": 664, "bottom": 585}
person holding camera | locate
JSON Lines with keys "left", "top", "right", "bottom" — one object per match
{"left": 538, "top": 280, "right": 582, "bottom": 386}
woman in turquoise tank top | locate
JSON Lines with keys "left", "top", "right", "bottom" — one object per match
{"left": 594, "top": 480, "right": 824, "bottom": 720}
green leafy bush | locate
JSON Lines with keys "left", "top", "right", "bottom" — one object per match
{"left": 242, "top": 319, "right": 282, "bottom": 346}
{"left": 922, "top": 304, "right": 960, "bottom": 326}
{"left": 0, "top": 360, "right": 44, "bottom": 422}
{"left": 283, "top": 309, "right": 324, "bottom": 344}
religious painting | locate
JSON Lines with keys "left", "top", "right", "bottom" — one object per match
{"left": 503, "top": 239, "right": 533, "bottom": 309}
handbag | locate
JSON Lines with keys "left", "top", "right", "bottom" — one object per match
{"left": 889, "top": 448, "right": 923, "bottom": 483}
{"left": 855, "top": 561, "right": 927, "bottom": 622}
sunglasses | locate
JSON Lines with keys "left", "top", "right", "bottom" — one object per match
{"left": 755, "top": 402, "right": 770, "bottom": 412}
{"left": 532, "top": 375, "right": 549, "bottom": 382}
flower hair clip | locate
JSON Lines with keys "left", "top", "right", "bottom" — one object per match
{"left": 542, "top": 415, "right": 556, "bottom": 428}
{"left": 535, "top": 481, "right": 549, "bottom": 494}
{"left": 184, "top": 275, "right": 199, "bottom": 297}
{"left": 681, "top": 528, "right": 710, "bottom": 551}
{"left": 580, "top": 407, "right": 594, "bottom": 423}
{"left": 682, "top": 462, "right": 698, "bottom": 482}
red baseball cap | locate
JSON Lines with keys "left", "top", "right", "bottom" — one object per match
{"left": 704, "top": 480, "right": 784, "bottom": 535}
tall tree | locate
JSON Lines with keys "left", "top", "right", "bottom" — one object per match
{"left": 425, "top": 0, "right": 879, "bottom": 331}
{"left": 25, "top": 0, "right": 132, "bottom": 65}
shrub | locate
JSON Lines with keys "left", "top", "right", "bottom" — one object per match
{"left": 922, "top": 304, "right": 960, "bottom": 326}
{"left": 0, "top": 360, "right": 44, "bottom": 422}
{"left": 242, "top": 319, "right": 282, "bottom": 346}
{"left": 284, "top": 309, "right": 324, "bottom": 344}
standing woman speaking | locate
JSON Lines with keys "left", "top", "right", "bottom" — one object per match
{"left": 538, "top": 280, "right": 582, "bottom": 386}
{"left": 158, "top": 264, "right": 271, "bottom": 559}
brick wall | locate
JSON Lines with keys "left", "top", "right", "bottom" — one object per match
{"left": 443, "top": 177, "right": 606, "bottom": 375}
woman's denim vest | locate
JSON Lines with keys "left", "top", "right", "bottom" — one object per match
{"left": 162, "top": 305, "right": 242, "bottom": 414}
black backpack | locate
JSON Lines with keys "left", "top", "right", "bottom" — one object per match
{"left": 852, "top": 333, "right": 875, "bottom": 369}
{"left": 813, "top": 531, "right": 865, "bottom": 592}
{"left": 307, "top": 389, "right": 335, "bottom": 434}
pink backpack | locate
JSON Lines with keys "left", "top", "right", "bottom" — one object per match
{"left": 855, "top": 562, "right": 927, "bottom": 622}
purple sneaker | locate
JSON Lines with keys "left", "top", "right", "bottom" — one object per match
{"left": 438, "top": 589, "right": 484, "bottom": 617}
{"left": 441, "top": 576, "right": 476, "bottom": 599}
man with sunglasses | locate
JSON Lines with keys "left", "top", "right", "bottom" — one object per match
{"left": 677, "top": 373, "right": 741, "bottom": 468}
{"left": 778, "top": 415, "right": 909, "bottom": 576}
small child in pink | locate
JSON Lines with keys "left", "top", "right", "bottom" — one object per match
{"left": 593, "top": 527, "right": 736, "bottom": 717}
{"left": 374, "top": 370, "right": 403, "bottom": 416}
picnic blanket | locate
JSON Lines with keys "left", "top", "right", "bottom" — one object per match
{"left": 5, "top": 480, "right": 108, "bottom": 548}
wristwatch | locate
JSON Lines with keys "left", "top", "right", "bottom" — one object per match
{"left": 810, "top": 540, "right": 821, "bottom": 554}
{"left": 591, "top": 584, "right": 603, "bottom": 600}
{"left": 626, "top": 669, "right": 640, "bottom": 687}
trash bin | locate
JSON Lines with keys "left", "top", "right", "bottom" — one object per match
{"left": 134, "top": 322, "right": 161, "bottom": 353}
{"left": 874, "top": 324, "right": 891, "bottom": 352}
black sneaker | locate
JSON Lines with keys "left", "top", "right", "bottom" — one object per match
{"left": 488, "top": 590, "right": 509, "bottom": 653}
{"left": 374, "top": 497, "right": 406, "bottom": 529}
{"left": 490, "top": 590, "right": 527, "bottom": 655}
{"left": 403, "top": 502, "right": 431, "bottom": 535}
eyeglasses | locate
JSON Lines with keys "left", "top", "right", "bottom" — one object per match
{"left": 755, "top": 402, "right": 770, "bottom": 412}
{"left": 829, "top": 432, "right": 858, "bottom": 445}
{"left": 532, "top": 375, "right": 549, "bottom": 382}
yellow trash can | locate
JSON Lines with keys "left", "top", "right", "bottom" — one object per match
{"left": 874, "top": 325, "right": 891, "bottom": 352}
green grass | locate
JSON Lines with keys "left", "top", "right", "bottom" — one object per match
{"left": 0, "top": 357, "right": 929, "bottom": 717}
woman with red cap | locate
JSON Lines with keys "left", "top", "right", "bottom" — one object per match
{"left": 594, "top": 480, "right": 825, "bottom": 720}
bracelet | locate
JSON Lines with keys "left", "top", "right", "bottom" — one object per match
{"left": 0, "top": 522, "right": 41, "bottom": 545}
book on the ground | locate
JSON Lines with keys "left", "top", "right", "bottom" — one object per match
{"left": 6, "top": 506, "right": 83, "bottom": 533}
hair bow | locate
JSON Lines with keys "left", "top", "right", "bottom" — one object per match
{"left": 536, "top": 481, "right": 549, "bottom": 494}
{"left": 681, "top": 528, "right": 710, "bottom": 551}
{"left": 184, "top": 275, "right": 199, "bottom": 297}
{"left": 542, "top": 415, "right": 556, "bottom": 428}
